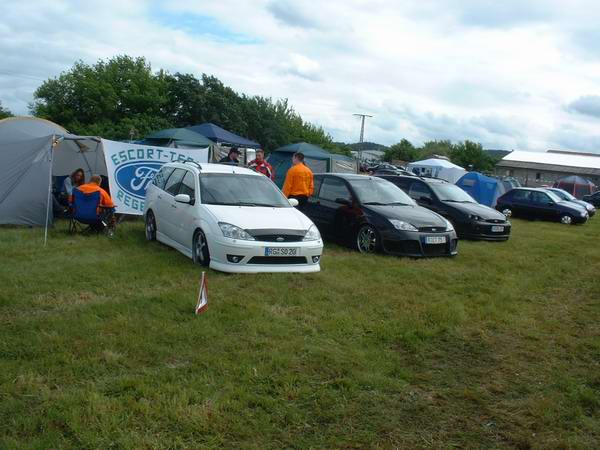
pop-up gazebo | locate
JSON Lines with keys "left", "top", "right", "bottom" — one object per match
{"left": 552, "top": 175, "right": 596, "bottom": 199}
{"left": 407, "top": 158, "right": 467, "bottom": 183}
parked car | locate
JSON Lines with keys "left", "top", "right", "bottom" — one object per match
{"left": 377, "top": 175, "right": 511, "bottom": 240}
{"left": 545, "top": 188, "right": 596, "bottom": 217}
{"left": 583, "top": 191, "right": 600, "bottom": 208}
{"left": 144, "top": 162, "right": 323, "bottom": 273}
{"left": 495, "top": 188, "right": 588, "bottom": 225}
{"left": 303, "top": 174, "right": 458, "bottom": 257}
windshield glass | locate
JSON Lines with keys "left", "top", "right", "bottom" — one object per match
{"left": 431, "top": 184, "right": 477, "bottom": 203}
{"left": 550, "top": 189, "right": 574, "bottom": 201}
{"left": 351, "top": 178, "right": 416, "bottom": 206}
{"left": 199, "top": 174, "right": 290, "bottom": 207}
{"left": 545, "top": 190, "right": 563, "bottom": 203}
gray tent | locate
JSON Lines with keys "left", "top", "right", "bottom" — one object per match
{"left": 140, "top": 127, "right": 215, "bottom": 149}
{"left": 0, "top": 117, "right": 106, "bottom": 229}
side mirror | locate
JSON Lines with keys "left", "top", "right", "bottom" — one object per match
{"left": 174, "top": 194, "right": 192, "bottom": 204}
{"left": 547, "top": 201, "right": 555, "bottom": 206}
{"left": 335, "top": 198, "right": 351, "bottom": 206}
{"left": 288, "top": 198, "right": 299, "bottom": 207}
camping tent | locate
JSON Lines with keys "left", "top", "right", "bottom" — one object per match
{"left": 0, "top": 117, "right": 209, "bottom": 229}
{"left": 267, "top": 142, "right": 358, "bottom": 188}
{"left": 140, "top": 127, "right": 214, "bottom": 149}
{"left": 407, "top": 158, "right": 467, "bottom": 183}
{"left": 456, "top": 172, "right": 506, "bottom": 207}
{"left": 187, "top": 122, "right": 260, "bottom": 148}
{"left": 552, "top": 175, "right": 596, "bottom": 199}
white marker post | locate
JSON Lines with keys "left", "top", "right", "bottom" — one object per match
{"left": 195, "top": 271, "right": 208, "bottom": 314}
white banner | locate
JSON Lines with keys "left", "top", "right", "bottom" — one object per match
{"left": 102, "top": 139, "right": 209, "bottom": 215}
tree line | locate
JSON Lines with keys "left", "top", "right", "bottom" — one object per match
{"left": 28, "top": 55, "right": 345, "bottom": 154}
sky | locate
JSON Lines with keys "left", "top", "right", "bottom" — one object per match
{"left": 2, "top": 0, "right": 600, "bottom": 151}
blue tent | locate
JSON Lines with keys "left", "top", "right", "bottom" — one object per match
{"left": 456, "top": 172, "right": 506, "bottom": 207}
{"left": 186, "top": 123, "right": 260, "bottom": 148}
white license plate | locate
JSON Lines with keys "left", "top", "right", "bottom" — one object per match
{"left": 264, "top": 247, "right": 298, "bottom": 256}
{"left": 491, "top": 226, "right": 504, "bottom": 233}
{"left": 425, "top": 236, "right": 447, "bottom": 245}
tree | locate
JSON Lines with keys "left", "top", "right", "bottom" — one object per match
{"left": 419, "top": 140, "right": 454, "bottom": 159}
{"left": 384, "top": 139, "right": 419, "bottom": 162}
{"left": 0, "top": 101, "right": 12, "bottom": 120}
{"left": 450, "top": 140, "right": 495, "bottom": 172}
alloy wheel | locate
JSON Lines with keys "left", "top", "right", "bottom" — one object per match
{"left": 145, "top": 212, "right": 156, "bottom": 241}
{"left": 193, "top": 231, "right": 210, "bottom": 266}
{"left": 560, "top": 215, "right": 572, "bottom": 225}
{"left": 357, "top": 225, "right": 378, "bottom": 254}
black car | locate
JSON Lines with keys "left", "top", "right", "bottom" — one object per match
{"left": 583, "top": 191, "right": 600, "bottom": 208}
{"left": 303, "top": 174, "right": 458, "bottom": 257}
{"left": 496, "top": 188, "right": 588, "bottom": 225}
{"left": 377, "top": 175, "right": 511, "bottom": 240}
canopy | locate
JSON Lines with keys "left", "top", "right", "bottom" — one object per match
{"left": 407, "top": 158, "right": 467, "bottom": 183}
{"left": 552, "top": 175, "right": 596, "bottom": 199}
{"left": 141, "top": 127, "right": 214, "bottom": 148}
{"left": 267, "top": 142, "right": 358, "bottom": 188}
{"left": 456, "top": 172, "right": 506, "bottom": 207}
{"left": 187, "top": 122, "right": 260, "bottom": 148}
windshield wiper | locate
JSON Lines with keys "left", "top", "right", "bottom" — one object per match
{"left": 442, "top": 199, "right": 474, "bottom": 203}
{"left": 362, "top": 201, "right": 387, "bottom": 205}
{"left": 388, "top": 202, "right": 412, "bottom": 206}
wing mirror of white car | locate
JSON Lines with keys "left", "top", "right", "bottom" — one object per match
{"left": 174, "top": 194, "right": 192, "bottom": 204}
{"left": 288, "top": 198, "right": 299, "bottom": 207}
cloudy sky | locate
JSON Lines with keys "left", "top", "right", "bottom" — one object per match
{"left": 2, "top": 0, "right": 600, "bottom": 151}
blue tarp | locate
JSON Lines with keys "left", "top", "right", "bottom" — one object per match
{"left": 456, "top": 172, "right": 506, "bottom": 207}
{"left": 186, "top": 123, "right": 260, "bottom": 148}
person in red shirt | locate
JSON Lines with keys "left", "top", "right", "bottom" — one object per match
{"left": 248, "top": 149, "right": 275, "bottom": 180}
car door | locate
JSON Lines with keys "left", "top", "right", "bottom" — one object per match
{"left": 529, "top": 191, "right": 555, "bottom": 220}
{"left": 311, "top": 177, "right": 353, "bottom": 239}
{"left": 160, "top": 168, "right": 186, "bottom": 239}
{"left": 173, "top": 170, "right": 199, "bottom": 248}
{"left": 408, "top": 180, "right": 435, "bottom": 209}
{"left": 510, "top": 190, "right": 532, "bottom": 218}
{"left": 303, "top": 175, "right": 324, "bottom": 218}
{"left": 149, "top": 166, "right": 175, "bottom": 231}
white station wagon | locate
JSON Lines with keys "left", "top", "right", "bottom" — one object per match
{"left": 144, "top": 162, "right": 323, "bottom": 273}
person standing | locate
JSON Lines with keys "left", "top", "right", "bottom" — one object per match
{"left": 219, "top": 147, "right": 240, "bottom": 165}
{"left": 282, "top": 152, "right": 313, "bottom": 208}
{"left": 248, "top": 149, "right": 275, "bottom": 180}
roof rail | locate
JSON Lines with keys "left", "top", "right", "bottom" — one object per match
{"left": 183, "top": 160, "right": 203, "bottom": 170}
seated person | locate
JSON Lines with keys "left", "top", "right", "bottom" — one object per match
{"left": 72, "top": 175, "right": 116, "bottom": 231}
{"left": 60, "top": 168, "right": 85, "bottom": 205}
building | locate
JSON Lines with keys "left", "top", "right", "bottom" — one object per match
{"left": 495, "top": 150, "right": 600, "bottom": 187}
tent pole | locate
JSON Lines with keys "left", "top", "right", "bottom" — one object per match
{"left": 43, "top": 135, "right": 55, "bottom": 247}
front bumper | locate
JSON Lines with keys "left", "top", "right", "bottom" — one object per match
{"left": 208, "top": 237, "right": 323, "bottom": 273}
{"left": 457, "top": 220, "right": 512, "bottom": 241}
{"left": 380, "top": 229, "right": 458, "bottom": 257}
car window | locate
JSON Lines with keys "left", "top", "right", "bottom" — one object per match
{"left": 512, "top": 190, "right": 531, "bottom": 202}
{"left": 319, "top": 178, "right": 352, "bottom": 202}
{"left": 351, "top": 178, "right": 415, "bottom": 205}
{"left": 531, "top": 191, "right": 551, "bottom": 204}
{"left": 199, "top": 173, "right": 290, "bottom": 207}
{"left": 311, "top": 177, "right": 324, "bottom": 200}
{"left": 178, "top": 170, "right": 196, "bottom": 198}
{"left": 408, "top": 181, "right": 432, "bottom": 201}
{"left": 153, "top": 166, "right": 175, "bottom": 190}
{"left": 164, "top": 169, "right": 186, "bottom": 196}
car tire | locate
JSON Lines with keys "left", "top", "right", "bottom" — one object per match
{"left": 501, "top": 207, "right": 512, "bottom": 217}
{"left": 145, "top": 211, "right": 157, "bottom": 241}
{"left": 356, "top": 224, "right": 380, "bottom": 254}
{"left": 192, "top": 229, "right": 211, "bottom": 267}
{"left": 559, "top": 214, "right": 573, "bottom": 225}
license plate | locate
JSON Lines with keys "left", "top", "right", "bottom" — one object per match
{"left": 491, "top": 226, "right": 504, "bottom": 233}
{"left": 264, "top": 247, "right": 298, "bottom": 256}
{"left": 425, "top": 236, "right": 447, "bottom": 244}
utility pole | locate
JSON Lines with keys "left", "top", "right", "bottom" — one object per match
{"left": 353, "top": 113, "right": 373, "bottom": 163}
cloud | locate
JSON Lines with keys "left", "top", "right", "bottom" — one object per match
{"left": 2, "top": 0, "right": 600, "bottom": 152}
{"left": 567, "top": 95, "right": 600, "bottom": 118}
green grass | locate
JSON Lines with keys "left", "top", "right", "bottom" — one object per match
{"left": 1, "top": 218, "right": 599, "bottom": 449}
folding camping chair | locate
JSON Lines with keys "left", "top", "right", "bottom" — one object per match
{"left": 69, "top": 189, "right": 116, "bottom": 237}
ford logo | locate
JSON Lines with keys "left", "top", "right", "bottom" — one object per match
{"left": 115, "top": 161, "right": 163, "bottom": 199}
{"left": 276, "top": 237, "right": 285, "bottom": 242}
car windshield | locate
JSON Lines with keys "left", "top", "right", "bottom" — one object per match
{"left": 430, "top": 184, "right": 477, "bottom": 203}
{"left": 550, "top": 189, "right": 575, "bottom": 201}
{"left": 350, "top": 178, "right": 416, "bottom": 206}
{"left": 545, "top": 190, "right": 563, "bottom": 203}
{"left": 199, "top": 173, "right": 290, "bottom": 207}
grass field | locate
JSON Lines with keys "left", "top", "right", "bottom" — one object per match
{"left": 1, "top": 217, "right": 599, "bottom": 449}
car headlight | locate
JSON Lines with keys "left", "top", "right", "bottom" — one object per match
{"left": 303, "top": 224, "right": 321, "bottom": 241}
{"left": 218, "top": 222, "right": 255, "bottom": 240}
{"left": 389, "top": 219, "right": 418, "bottom": 232}
{"left": 444, "top": 219, "right": 455, "bottom": 232}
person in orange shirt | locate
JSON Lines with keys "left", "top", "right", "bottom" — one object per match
{"left": 72, "top": 175, "right": 116, "bottom": 231}
{"left": 282, "top": 152, "right": 314, "bottom": 209}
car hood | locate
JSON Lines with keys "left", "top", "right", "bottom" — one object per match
{"left": 364, "top": 204, "right": 447, "bottom": 228}
{"left": 443, "top": 201, "right": 507, "bottom": 220}
{"left": 204, "top": 204, "right": 313, "bottom": 231}
{"left": 573, "top": 199, "right": 595, "bottom": 210}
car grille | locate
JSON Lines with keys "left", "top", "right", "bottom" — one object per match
{"left": 418, "top": 226, "right": 446, "bottom": 233}
{"left": 246, "top": 229, "right": 306, "bottom": 242}
{"left": 484, "top": 219, "right": 506, "bottom": 224}
{"left": 247, "top": 256, "right": 307, "bottom": 265}
{"left": 422, "top": 243, "right": 449, "bottom": 256}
